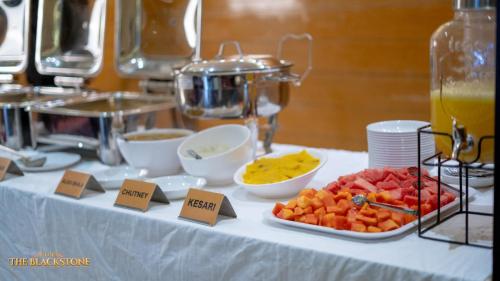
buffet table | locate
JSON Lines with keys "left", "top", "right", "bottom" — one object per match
{"left": 0, "top": 144, "right": 493, "bottom": 281}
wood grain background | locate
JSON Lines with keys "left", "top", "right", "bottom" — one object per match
{"left": 89, "top": 0, "right": 453, "bottom": 151}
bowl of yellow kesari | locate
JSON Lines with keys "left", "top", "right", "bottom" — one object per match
{"left": 233, "top": 149, "right": 327, "bottom": 199}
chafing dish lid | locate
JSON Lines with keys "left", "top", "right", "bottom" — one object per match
{"left": 35, "top": 0, "right": 106, "bottom": 77}
{"left": 0, "top": 0, "right": 30, "bottom": 74}
{"left": 180, "top": 54, "right": 293, "bottom": 76}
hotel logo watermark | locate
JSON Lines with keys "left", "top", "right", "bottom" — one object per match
{"left": 9, "top": 252, "right": 90, "bottom": 267}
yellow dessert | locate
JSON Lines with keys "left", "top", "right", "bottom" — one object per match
{"left": 243, "top": 150, "right": 320, "bottom": 184}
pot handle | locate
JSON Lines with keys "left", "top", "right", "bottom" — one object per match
{"left": 276, "top": 33, "right": 313, "bottom": 86}
{"left": 215, "top": 41, "right": 244, "bottom": 59}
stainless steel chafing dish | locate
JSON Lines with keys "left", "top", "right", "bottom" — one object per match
{"left": 29, "top": 92, "right": 176, "bottom": 165}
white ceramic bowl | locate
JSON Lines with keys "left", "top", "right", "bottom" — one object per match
{"left": 177, "top": 124, "right": 253, "bottom": 185}
{"left": 234, "top": 149, "right": 328, "bottom": 199}
{"left": 117, "top": 128, "right": 194, "bottom": 177}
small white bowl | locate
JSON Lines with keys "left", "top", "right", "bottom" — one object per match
{"left": 117, "top": 128, "right": 194, "bottom": 177}
{"left": 234, "top": 149, "right": 328, "bottom": 199}
{"left": 178, "top": 124, "right": 253, "bottom": 185}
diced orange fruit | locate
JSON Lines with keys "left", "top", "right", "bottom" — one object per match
{"left": 314, "top": 207, "right": 326, "bottom": 217}
{"left": 378, "top": 219, "right": 399, "bottom": 231}
{"left": 367, "top": 226, "right": 382, "bottom": 233}
{"left": 360, "top": 207, "right": 377, "bottom": 217}
{"left": 391, "top": 212, "right": 404, "bottom": 226}
{"left": 377, "top": 191, "right": 392, "bottom": 203}
{"left": 311, "top": 197, "right": 324, "bottom": 210}
{"left": 272, "top": 203, "right": 285, "bottom": 216}
{"left": 285, "top": 199, "right": 297, "bottom": 209}
{"left": 277, "top": 208, "right": 294, "bottom": 220}
{"left": 322, "top": 195, "right": 336, "bottom": 208}
{"left": 403, "top": 214, "right": 416, "bottom": 224}
{"left": 367, "top": 192, "right": 377, "bottom": 202}
{"left": 332, "top": 215, "right": 348, "bottom": 230}
{"left": 303, "top": 206, "right": 313, "bottom": 214}
{"left": 297, "top": 196, "right": 312, "bottom": 209}
{"left": 294, "top": 207, "right": 304, "bottom": 216}
{"left": 355, "top": 214, "right": 377, "bottom": 226}
{"left": 321, "top": 213, "right": 335, "bottom": 227}
{"left": 316, "top": 189, "right": 332, "bottom": 200}
{"left": 299, "top": 189, "right": 317, "bottom": 199}
{"left": 295, "top": 215, "right": 306, "bottom": 223}
{"left": 375, "top": 210, "right": 391, "bottom": 221}
{"left": 351, "top": 222, "right": 367, "bottom": 232}
{"left": 304, "top": 214, "right": 318, "bottom": 225}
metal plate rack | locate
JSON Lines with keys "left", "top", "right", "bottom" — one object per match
{"left": 417, "top": 124, "right": 494, "bottom": 249}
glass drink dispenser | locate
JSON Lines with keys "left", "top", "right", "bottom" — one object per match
{"left": 430, "top": 0, "right": 496, "bottom": 163}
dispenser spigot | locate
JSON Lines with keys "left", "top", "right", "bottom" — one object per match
{"left": 451, "top": 118, "right": 474, "bottom": 160}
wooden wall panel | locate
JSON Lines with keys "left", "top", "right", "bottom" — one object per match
{"left": 89, "top": 0, "right": 453, "bottom": 151}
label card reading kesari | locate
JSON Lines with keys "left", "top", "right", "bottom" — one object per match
{"left": 114, "top": 179, "right": 169, "bottom": 212}
{"left": 0, "top": 157, "right": 24, "bottom": 181}
{"left": 179, "top": 188, "right": 237, "bottom": 226}
{"left": 55, "top": 170, "right": 105, "bottom": 198}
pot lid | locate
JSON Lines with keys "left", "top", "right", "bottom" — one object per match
{"left": 181, "top": 41, "right": 293, "bottom": 75}
{"left": 181, "top": 54, "right": 293, "bottom": 75}
{"left": 0, "top": 0, "right": 30, "bottom": 74}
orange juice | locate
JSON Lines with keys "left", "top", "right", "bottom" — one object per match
{"left": 430, "top": 81, "right": 495, "bottom": 163}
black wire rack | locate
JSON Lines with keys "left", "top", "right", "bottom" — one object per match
{"left": 417, "top": 124, "right": 494, "bottom": 249}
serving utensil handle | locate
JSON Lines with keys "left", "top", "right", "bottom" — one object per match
{"left": 215, "top": 41, "right": 244, "bottom": 59}
{"left": 368, "top": 200, "right": 419, "bottom": 216}
{"left": 277, "top": 33, "right": 313, "bottom": 86}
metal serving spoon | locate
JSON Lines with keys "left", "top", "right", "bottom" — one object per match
{"left": 352, "top": 194, "right": 418, "bottom": 216}
{"left": 187, "top": 149, "right": 203, "bottom": 160}
{"left": 0, "top": 145, "right": 47, "bottom": 167}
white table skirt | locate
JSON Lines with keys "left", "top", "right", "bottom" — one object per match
{"left": 0, "top": 144, "right": 493, "bottom": 281}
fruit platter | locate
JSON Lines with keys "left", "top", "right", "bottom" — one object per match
{"left": 266, "top": 167, "right": 462, "bottom": 239}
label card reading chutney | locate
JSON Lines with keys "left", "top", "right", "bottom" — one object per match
{"left": 55, "top": 170, "right": 105, "bottom": 198}
{"left": 179, "top": 188, "right": 237, "bottom": 226}
{"left": 114, "top": 179, "right": 169, "bottom": 212}
{"left": 0, "top": 157, "right": 24, "bottom": 181}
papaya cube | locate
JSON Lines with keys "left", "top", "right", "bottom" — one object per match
{"left": 297, "top": 196, "right": 312, "bottom": 209}
{"left": 294, "top": 207, "right": 305, "bottom": 216}
{"left": 277, "top": 208, "right": 294, "bottom": 220}
{"left": 294, "top": 215, "right": 306, "bottom": 223}
{"left": 367, "top": 192, "right": 377, "bottom": 202}
{"left": 285, "top": 199, "right": 297, "bottom": 209}
{"left": 367, "top": 226, "right": 382, "bottom": 233}
{"left": 304, "top": 214, "right": 319, "bottom": 225}
{"left": 322, "top": 195, "right": 336, "bottom": 208}
{"left": 351, "top": 222, "right": 367, "bottom": 232}
{"left": 375, "top": 210, "right": 391, "bottom": 221}
{"left": 311, "top": 197, "right": 324, "bottom": 210}
{"left": 272, "top": 202, "right": 285, "bottom": 216}
{"left": 316, "top": 189, "right": 333, "bottom": 200}
{"left": 314, "top": 207, "right": 326, "bottom": 218}
{"left": 322, "top": 213, "right": 336, "bottom": 227}
{"left": 303, "top": 206, "right": 313, "bottom": 214}
{"left": 377, "top": 191, "right": 392, "bottom": 203}
{"left": 332, "top": 215, "right": 348, "bottom": 230}
{"left": 391, "top": 212, "right": 404, "bottom": 226}
{"left": 299, "top": 189, "right": 317, "bottom": 198}
{"left": 334, "top": 191, "right": 352, "bottom": 202}
{"left": 359, "top": 207, "right": 377, "bottom": 217}
{"left": 326, "top": 205, "right": 337, "bottom": 213}
{"left": 403, "top": 214, "right": 416, "bottom": 224}
{"left": 378, "top": 219, "right": 399, "bottom": 231}
{"left": 355, "top": 214, "right": 378, "bottom": 226}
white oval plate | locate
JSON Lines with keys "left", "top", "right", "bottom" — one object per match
{"left": 147, "top": 175, "right": 207, "bottom": 200}
{"left": 94, "top": 166, "right": 149, "bottom": 189}
{"left": 16, "top": 152, "right": 81, "bottom": 172}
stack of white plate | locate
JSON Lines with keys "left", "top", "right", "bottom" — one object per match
{"left": 367, "top": 120, "right": 435, "bottom": 168}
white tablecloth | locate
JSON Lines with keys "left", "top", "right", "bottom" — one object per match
{"left": 0, "top": 144, "right": 493, "bottom": 281}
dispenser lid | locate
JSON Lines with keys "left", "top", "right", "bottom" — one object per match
{"left": 35, "top": 0, "right": 107, "bottom": 77}
{"left": 0, "top": 0, "right": 30, "bottom": 74}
